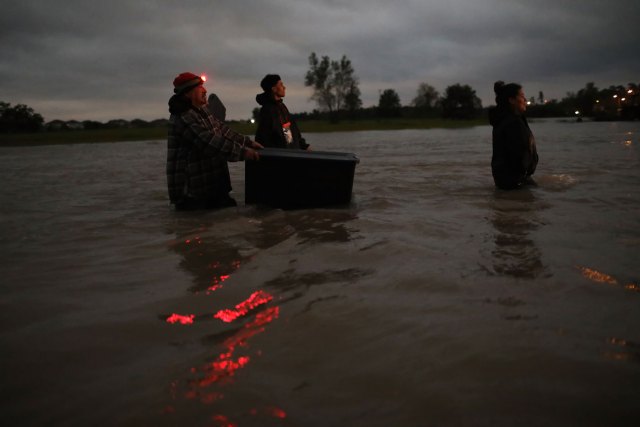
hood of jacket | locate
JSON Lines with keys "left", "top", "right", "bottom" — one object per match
{"left": 168, "top": 94, "right": 192, "bottom": 115}
{"left": 489, "top": 106, "right": 514, "bottom": 127}
{"left": 256, "top": 92, "right": 277, "bottom": 106}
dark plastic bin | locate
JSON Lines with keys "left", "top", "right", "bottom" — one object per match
{"left": 245, "top": 148, "right": 359, "bottom": 208}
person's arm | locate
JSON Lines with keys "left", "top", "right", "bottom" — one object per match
{"left": 503, "top": 119, "right": 532, "bottom": 181}
{"left": 291, "top": 119, "right": 309, "bottom": 150}
{"left": 182, "top": 110, "right": 258, "bottom": 160}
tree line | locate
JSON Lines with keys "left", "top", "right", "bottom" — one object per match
{"left": 301, "top": 53, "right": 640, "bottom": 121}
{"left": 3, "top": 52, "right": 639, "bottom": 133}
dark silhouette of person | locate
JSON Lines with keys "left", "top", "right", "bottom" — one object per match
{"left": 489, "top": 81, "right": 539, "bottom": 190}
{"left": 255, "top": 74, "right": 310, "bottom": 150}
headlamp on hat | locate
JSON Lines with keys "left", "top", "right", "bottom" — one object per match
{"left": 173, "top": 72, "right": 207, "bottom": 94}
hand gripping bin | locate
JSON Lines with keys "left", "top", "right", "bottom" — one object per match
{"left": 245, "top": 148, "right": 359, "bottom": 209}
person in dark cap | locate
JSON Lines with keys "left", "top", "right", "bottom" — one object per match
{"left": 167, "top": 72, "right": 263, "bottom": 210}
{"left": 255, "top": 74, "right": 310, "bottom": 150}
{"left": 489, "top": 81, "right": 538, "bottom": 190}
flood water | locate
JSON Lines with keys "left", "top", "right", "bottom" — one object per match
{"left": 1, "top": 119, "right": 639, "bottom": 426}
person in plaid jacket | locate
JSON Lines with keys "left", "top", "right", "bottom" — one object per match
{"left": 167, "top": 72, "right": 262, "bottom": 210}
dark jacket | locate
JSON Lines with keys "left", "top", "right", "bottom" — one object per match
{"left": 489, "top": 107, "right": 538, "bottom": 190}
{"left": 255, "top": 93, "right": 309, "bottom": 149}
{"left": 167, "top": 94, "right": 250, "bottom": 207}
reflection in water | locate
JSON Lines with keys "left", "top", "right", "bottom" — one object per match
{"left": 252, "top": 209, "right": 358, "bottom": 249}
{"left": 604, "top": 337, "right": 640, "bottom": 363}
{"left": 265, "top": 268, "right": 372, "bottom": 293}
{"left": 169, "top": 235, "right": 247, "bottom": 294}
{"left": 166, "top": 313, "right": 195, "bottom": 325}
{"left": 160, "top": 209, "right": 358, "bottom": 424}
{"left": 164, "top": 303, "right": 284, "bottom": 425}
{"left": 578, "top": 266, "right": 617, "bottom": 285}
{"left": 578, "top": 266, "right": 640, "bottom": 293}
{"left": 213, "top": 290, "right": 273, "bottom": 323}
{"left": 196, "top": 306, "right": 279, "bottom": 388}
{"left": 487, "top": 190, "right": 547, "bottom": 278}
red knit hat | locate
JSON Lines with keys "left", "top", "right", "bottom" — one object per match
{"left": 173, "top": 72, "right": 204, "bottom": 94}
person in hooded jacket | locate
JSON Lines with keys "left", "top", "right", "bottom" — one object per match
{"left": 255, "top": 74, "right": 310, "bottom": 150}
{"left": 489, "top": 81, "right": 538, "bottom": 190}
{"left": 167, "top": 72, "right": 262, "bottom": 210}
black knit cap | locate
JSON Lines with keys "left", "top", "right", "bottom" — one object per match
{"left": 260, "top": 74, "right": 281, "bottom": 92}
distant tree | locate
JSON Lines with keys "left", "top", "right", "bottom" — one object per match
{"left": 130, "top": 119, "right": 150, "bottom": 128}
{"left": 252, "top": 107, "right": 261, "bottom": 121}
{"left": 440, "top": 84, "right": 482, "bottom": 119}
{"left": 305, "top": 52, "right": 362, "bottom": 117}
{"left": 82, "top": 120, "right": 105, "bottom": 130}
{"left": 377, "top": 89, "right": 402, "bottom": 117}
{"left": 412, "top": 83, "right": 440, "bottom": 108}
{"left": 575, "top": 82, "right": 600, "bottom": 116}
{"left": 0, "top": 101, "right": 44, "bottom": 133}
{"left": 343, "top": 80, "right": 362, "bottom": 112}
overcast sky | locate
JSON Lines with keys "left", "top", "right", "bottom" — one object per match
{"left": 1, "top": 0, "right": 639, "bottom": 122}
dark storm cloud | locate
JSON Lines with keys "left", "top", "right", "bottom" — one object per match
{"left": 1, "top": 0, "right": 638, "bottom": 121}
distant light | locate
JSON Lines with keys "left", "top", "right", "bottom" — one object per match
{"left": 628, "top": 89, "right": 633, "bottom": 94}
{"left": 200, "top": 75, "right": 207, "bottom": 82}
{"left": 621, "top": 97, "right": 626, "bottom": 101}
{"left": 575, "top": 110, "right": 580, "bottom": 115}
{"left": 526, "top": 101, "right": 531, "bottom": 105}
{"left": 596, "top": 100, "right": 600, "bottom": 103}
{"left": 613, "top": 94, "right": 618, "bottom": 98}
{"left": 250, "top": 119, "right": 255, "bottom": 124}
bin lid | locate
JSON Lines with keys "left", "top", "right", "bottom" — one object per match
{"left": 256, "top": 147, "right": 359, "bottom": 163}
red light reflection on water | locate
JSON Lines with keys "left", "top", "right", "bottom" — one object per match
{"left": 164, "top": 302, "right": 282, "bottom": 424}
{"left": 166, "top": 313, "right": 195, "bottom": 325}
{"left": 198, "top": 306, "right": 279, "bottom": 388}
{"left": 185, "top": 236, "right": 203, "bottom": 245}
{"left": 206, "top": 260, "right": 241, "bottom": 293}
{"left": 211, "top": 414, "right": 237, "bottom": 427}
{"left": 214, "top": 290, "right": 273, "bottom": 323}
{"left": 207, "top": 275, "right": 231, "bottom": 293}
{"left": 249, "top": 405, "right": 287, "bottom": 418}
{"left": 578, "top": 266, "right": 617, "bottom": 285}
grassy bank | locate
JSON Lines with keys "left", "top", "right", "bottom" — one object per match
{"left": 0, "top": 117, "right": 486, "bottom": 146}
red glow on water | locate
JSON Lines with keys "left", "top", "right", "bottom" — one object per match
{"left": 200, "top": 392, "right": 224, "bottom": 404}
{"left": 211, "top": 414, "right": 236, "bottom": 427}
{"left": 194, "top": 306, "right": 279, "bottom": 389}
{"left": 206, "top": 260, "right": 241, "bottom": 293}
{"left": 184, "top": 236, "right": 203, "bottom": 245}
{"left": 268, "top": 406, "right": 287, "bottom": 418}
{"left": 249, "top": 405, "right": 287, "bottom": 419}
{"left": 198, "top": 355, "right": 251, "bottom": 387}
{"left": 166, "top": 313, "right": 195, "bottom": 325}
{"left": 214, "top": 290, "right": 273, "bottom": 323}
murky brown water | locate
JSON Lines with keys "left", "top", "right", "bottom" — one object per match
{"left": 1, "top": 120, "right": 639, "bottom": 426}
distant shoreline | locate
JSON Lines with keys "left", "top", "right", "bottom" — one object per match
{"left": 0, "top": 117, "right": 487, "bottom": 146}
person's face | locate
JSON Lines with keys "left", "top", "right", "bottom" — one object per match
{"left": 188, "top": 84, "right": 207, "bottom": 107}
{"left": 509, "top": 89, "right": 527, "bottom": 114}
{"left": 272, "top": 80, "right": 286, "bottom": 99}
